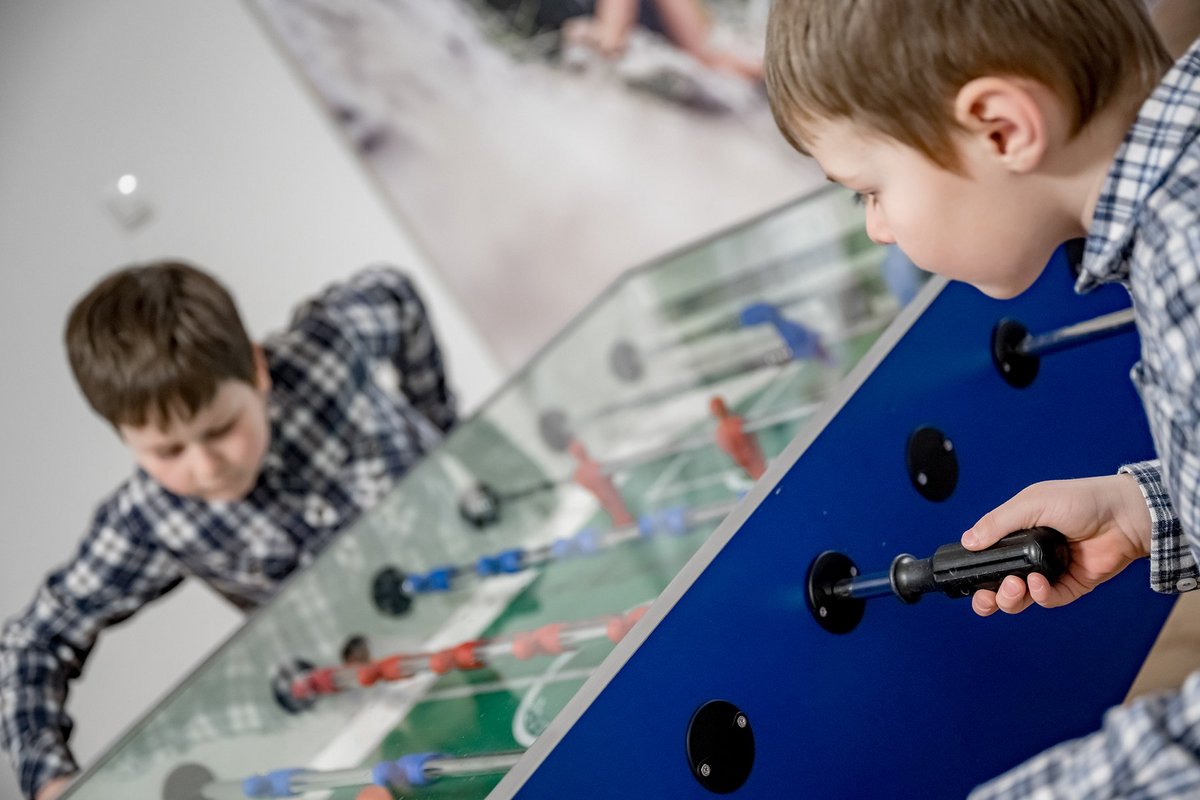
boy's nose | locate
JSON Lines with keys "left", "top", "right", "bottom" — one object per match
{"left": 866, "top": 208, "right": 896, "bottom": 246}
{"left": 191, "top": 446, "right": 226, "bottom": 485}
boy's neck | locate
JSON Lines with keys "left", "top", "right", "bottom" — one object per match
{"left": 1055, "top": 88, "right": 1152, "bottom": 238}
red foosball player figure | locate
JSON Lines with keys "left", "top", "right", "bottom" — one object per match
{"left": 710, "top": 396, "right": 766, "bottom": 480}
{"left": 568, "top": 439, "right": 634, "bottom": 526}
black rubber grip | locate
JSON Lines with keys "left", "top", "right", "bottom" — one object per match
{"left": 891, "top": 527, "right": 1070, "bottom": 603}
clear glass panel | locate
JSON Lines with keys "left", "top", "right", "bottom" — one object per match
{"left": 64, "top": 186, "right": 911, "bottom": 800}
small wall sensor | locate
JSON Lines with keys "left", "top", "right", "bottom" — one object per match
{"left": 103, "top": 173, "right": 153, "bottom": 230}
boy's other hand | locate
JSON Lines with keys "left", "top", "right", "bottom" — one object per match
{"left": 35, "top": 776, "right": 74, "bottom": 800}
{"left": 961, "top": 475, "right": 1152, "bottom": 617}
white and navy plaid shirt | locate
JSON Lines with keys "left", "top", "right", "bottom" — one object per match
{"left": 0, "top": 267, "right": 456, "bottom": 799}
{"left": 972, "top": 39, "right": 1200, "bottom": 800}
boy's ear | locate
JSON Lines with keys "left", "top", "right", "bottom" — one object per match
{"left": 252, "top": 344, "right": 271, "bottom": 394}
{"left": 953, "top": 77, "right": 1049, "bottom": 173}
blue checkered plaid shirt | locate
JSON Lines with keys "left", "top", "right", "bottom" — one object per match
{"left": 971, "top": 39, "right": 1200, "bottom": 800}
{"left": 0, "top": 267, "right": 456, "bottom": 799}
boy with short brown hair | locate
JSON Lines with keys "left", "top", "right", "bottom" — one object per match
{"left": 0, "top": 262, "right": 456, "bottom": 799}
{"left": 67, "top": 261, "right": 261, "bottom": 437}
{"left": 767, "top": 1, "right": 1200, "bottom": 796}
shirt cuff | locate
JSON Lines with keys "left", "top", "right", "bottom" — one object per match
{"left": 18, "top": 729, "right": 77, "bottom": 800}
{"left": 1119, "top": 460, "right": 1198, "bottom": 594}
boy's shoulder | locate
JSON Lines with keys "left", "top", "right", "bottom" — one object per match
{"left": 1135, "top": 99, "right": 1200, "bottom": 216}
{"left": 283, "top": 265, "right": 417, "bottom": 339}
{"left": 1138, "top": 40, "right": 1200, "bottom": 207}
{"left": 262, "top": 265, "right": 422, "bottom": 393}
{"left": 1083, "top": 43, "right": 1200, "bottom": 287}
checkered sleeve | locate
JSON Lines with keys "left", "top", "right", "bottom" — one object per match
{"left": 1137, "top": 226, "right": 1200, "bottom": 594}
{"left": 0, "top": 500, "right": 183, "bottom": 799}
{"left": 294, "top": 266, "right": 457, "bottom": 432}
{"left": 970, "top": 670, "right": 1200, "bottom": 800}
{"left": 1120, "top": 459, "right": 1195, "bottom": 593}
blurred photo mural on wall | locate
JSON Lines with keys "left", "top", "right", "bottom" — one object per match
{"left": 251, "top": 0, "right": 821, "bottom": 367}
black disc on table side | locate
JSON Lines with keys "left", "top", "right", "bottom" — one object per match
{"left": 371, "top": 566, "right": 413, "bottom": 617}
{"left": 341, "top": 634, "right": 372, "bottom": 665}
{"left": 609, "top": 339, "right": 645, "bottom": 382}
{"left": 458, "top": 482, "right": 502, "bottom": 528}
{"left": 162, "top": 762, "right": 215, "bottom": 800}
{"left": 906, "top": 426, "right": 958, "bottom": 502}
{"left": 537, "top": 408, "right": 573, "bottom": 452}
{"left": 270, "top": 658, "right": 317, "bottom": 714}
{"left": 806, "top": 550, "right": 866, "bottom": 634}
{"left": 992, "top": 318, "right": 1039, "bottom": 388}
{"left": 686, "top": 700, "right": 755, "bottom": 793}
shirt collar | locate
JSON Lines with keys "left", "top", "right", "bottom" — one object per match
{"left": 1078, "top": 38, "right": 1200, "bottom": 290}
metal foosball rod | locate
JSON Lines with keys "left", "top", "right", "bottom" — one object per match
{"left": 199, "top": 750, "right": 526, "bottom": 799}
{"left": 364, "top": 495, "right": 739, "bottom": 630}
{"left": 287, "top": 604, "right": 652, "bottom": 705}
{"left": 420, "top": 497, "right": 739, "bottom": 596}
{"left": 992, "top": 307, "right": 1137, "bottom": 388}
{"left": 460, "top": 400, "right": 812, "bottom": 528}
{"left": 633, "top": 250, "right": 886, "bottom": 360}
{"left": 1016, "top": 307, "right": 1136, "bottom": 357}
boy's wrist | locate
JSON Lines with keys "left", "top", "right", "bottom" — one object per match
{"left": 1115, "top": 471, "right": 1154, "bottom": 558}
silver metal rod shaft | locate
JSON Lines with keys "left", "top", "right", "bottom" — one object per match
{"left": 601, "top": 401, "right": 816, "bottom": 473}
{"left": 288, "top": 767, "right": 373, "bottom": 792}
{"left": 213, "top": 750, "right": 526, "bottom": 798}
{"left": 831, "top": 572, "right": 894, "bottom": 601}
{"left": 1017, "top": 308, "right": 1135, "bottom": 357}
{"left": 425, "top": 750, "right": 525, "bottom": 778}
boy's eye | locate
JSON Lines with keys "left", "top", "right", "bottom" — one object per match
{"left": 205, "top": 420, "right": 236, "bottom": 441}
{"left": 156, "top": 446, "right": 184, "bottom": 460}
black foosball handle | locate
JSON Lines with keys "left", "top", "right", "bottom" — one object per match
{"left": 810, "top": 527, "right": 1072, "bottom": 634}
{"left": 890, "top": 527, "right": 1071, "bottom": 603}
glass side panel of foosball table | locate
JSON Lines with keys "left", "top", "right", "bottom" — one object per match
{"left": 63, "top": 186, "right": 915, "bottom": 800}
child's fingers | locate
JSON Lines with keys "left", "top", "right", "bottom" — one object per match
{"left": 975, "top": 570, "right": 1082, "bottom": 618}
{"left": 995, "top": 575, "right": 1034, "bottom": 614}
{"left": 972, "top": 589, "right": 1000, "bottom": 617}
{"left": 1027, "top": 572, "right": 1054, "bottom": 606}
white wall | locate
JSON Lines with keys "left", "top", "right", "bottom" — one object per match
{"left": 0, "top": 1, "right": 502, "bottom": 797}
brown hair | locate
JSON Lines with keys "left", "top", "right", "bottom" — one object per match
{"left": 765, "top": 0, "right": 1172, "bottom": 169}
{"left": 65, "top": 261, "right": 256, "bottom": 429}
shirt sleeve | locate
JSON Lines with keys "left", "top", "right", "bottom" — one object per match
{"left": 969, "top": 671, "right": 1200, "bottom": 800}
{"left": 0, "top": 502, "right": 183, "bottom": 799}
{"left": 1120, "top": 459, "right": 1198, "bottom": 592}
{"left": 291, "top": 266, "right": 458, "bottom": 433}
{"left": 1136, "top": 224, "right": 1200, "bottom": 590}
